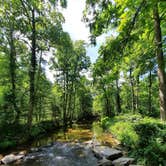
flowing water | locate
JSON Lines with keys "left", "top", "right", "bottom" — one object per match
{"left": 4, "top": 122, "right": 119, "bottom": 166}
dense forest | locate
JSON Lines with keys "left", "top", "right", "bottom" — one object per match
{"left": 0, "top": 0, "right": 166, "bottom": 165}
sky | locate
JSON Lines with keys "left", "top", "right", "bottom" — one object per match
{"left": 61, "top": 0, "right": 110, "bottom": 63}
{"left": 46, "top": 0, "right": 111, "bottom": 81}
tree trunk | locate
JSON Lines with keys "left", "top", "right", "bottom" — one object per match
{"left": 135, "top": 76, "right": 139, "bottom": 111}
{"left": 102, "top": 83, "right": 112, "bottom": 116}
{"left": 129, "top": 68, "right": 136, "bottom": 113}
{"left": 116, "top": 79, "right": 121, "bottom": 114}
{"left": 153, "top": 2, "right": 166, "bottom": 121}
{"left": 9, "top": 24, "right": 19, "bottom": 123}
{"left": 28, "top": 8, "right": 36, "bottom": 129}
{"left": 63, "top": 70, "right": 68, "bottom": 129}
{"left": 148, "top": 68, "right": 152, "bottom": 114}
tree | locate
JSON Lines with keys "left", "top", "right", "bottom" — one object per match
{"left": 153, "top": 1, "right": 166, "bottom": 120}
{"left": 84, "top": 0, "right": 166, "bottom": 120}
{"left": 18, "top": 0, "right": 67, "bottom": 128}
{"left": 51, "top": 37, "right": 91, "bottom": 127}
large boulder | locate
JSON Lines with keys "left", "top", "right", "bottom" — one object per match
{"left": 1, "top": 154, "right": 24, "bottom": 165}
{"left": 112, "top": 157, "right": 134, "bottom": 166}
{"left": 93, "top": 146, "right": 123, "bottom": 160}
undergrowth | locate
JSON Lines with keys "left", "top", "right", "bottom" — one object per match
{"left": 101, "top": 114, "right": 166, "bottom": 166}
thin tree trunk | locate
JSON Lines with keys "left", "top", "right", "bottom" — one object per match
{"left": 129, "top": 68, "right": 136, "bottom": 113}
{"left": 63, "top": 70, "right": 68, "bottom": 128}
{"left": 70, "top": 90, "right": 76, "bottom": 122}
{"left": 28, "top": 8, "right": 36, "bottom": 129}
{"left": 102, "top": 83, "right": 112, "bottom": 116}
{"left": 148, "top": 68, "right": 152, "bottom": 114}
{"left": 35, "top": 50, "right": 43, "bottom": 122}
{"left": 68, "top": 81, "right": 74, "bottom": 126}
{"left": 116, "top": 79, "right": 121, "bottom": 114}
{"left": 9, "top": 24, "right": 20, "bottom": 123}
{"left": 135, "top": 76, "right": 139, "bottom": 111}
{"left": 153, "top": 2, "right": 166, "bottom": 121}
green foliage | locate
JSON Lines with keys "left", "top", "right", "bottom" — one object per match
{"left": 30, "top": 121, "right": 58, "bottom": 138}
{"left": 100, "top": 117, "right": 112, "bottom": 129}
{"left": 101, "top": 114, "right": 166, "bottom": 165}
{"left": 111, "top": 121, "right": 138, "bottom": 149}
{"left": 30, "top": 125, "right": 45, "bottom": 138}
{"left": 0, "top": 140, "right": 16, "bottom": 150}
{"left": 143, "top": 141, "right": 166, "bottom": 166}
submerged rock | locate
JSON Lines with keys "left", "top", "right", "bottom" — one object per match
{"left": 84, "top": 140, "right": 101, "bottom": 149}
{"left": 98, "top": 158, "right": 113, "bottom": 166}
{"left": 93, "top": 146, "right": 122, "bottom": 160}
{"left": 112, "top": 157, "right": 134, "bottom": 166}
{"left": 30, "top": 147, "right": 40, "bottom": 152}
{"left": 1, "top": 154, "right": 24, "bottom": 164}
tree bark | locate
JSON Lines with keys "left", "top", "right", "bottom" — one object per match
{"left": 129, "top": 68, "right": 136, "bottom": 113}
{"left": 7, "top": 13, "right": 21, "bottom": 122}
{"left": 116, "top": 79, "right": 121, "bottom": 114}
{"left": 102, "top": 83, "right": 112, "bottom": 117}
{"left": 9, "top": 25, "right": 20, "bottom": 123}
{"left": 28, "top": 8, "right": 36, "bottom": 129}
{"left": 148, "top": 68, "right": 152, "bottom": 114}
{"left": 135, "top": 76, "right": 139, "bottom": 111}
{"left": 153, "top": 2, "right": 166, "bottom": 121}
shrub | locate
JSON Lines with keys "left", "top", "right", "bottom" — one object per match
{"left": 101, "top": 117, "right": 112, "bottom": 130}
{"left": 100, "top": 114, "right": 166, "bottom": 166}
{"left": 110, "top": 121, "right": 138, "bottom": 149}
{"left": 0, "top": 140, "right": 16, "bottom": 150}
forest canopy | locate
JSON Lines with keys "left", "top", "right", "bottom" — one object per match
{"left": 0, "top": 0, "right": 166, "bottom": 165}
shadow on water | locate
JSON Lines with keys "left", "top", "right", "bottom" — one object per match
{"left": 3, "top": 122, "right": 119, "bottom": 166}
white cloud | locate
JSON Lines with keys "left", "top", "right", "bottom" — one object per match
{"left": 62, "top": 0, "right": 90, "bottom": 42}
{"left": 61, "top": 0, "right": 102, "bottom": 63}
{"left": 45, "top": 0, "right": 113, "bottom": 82}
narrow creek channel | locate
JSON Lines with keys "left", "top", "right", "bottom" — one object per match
{"left": 1, "top": 122, "right": 120, "bottom": 166}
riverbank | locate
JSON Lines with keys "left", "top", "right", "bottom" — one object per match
{"left": 100, "top": 113, "right": 166, "bottom": 166}
{"left": 0, "top": 122, "right": 137, "bottom": 166}
{"left": 0, "top": 120, "right": 60, "bottom": 153}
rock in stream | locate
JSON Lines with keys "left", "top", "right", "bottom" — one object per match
{"left": 0, "top": 142, "right": 135, "bottom": 166}
{"left": 93, "top": 146, "right": 123, "bottom": 160}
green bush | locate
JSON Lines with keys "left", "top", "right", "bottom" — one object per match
{"left": 101, "top": 117, "right": 112, "bottom": 129}
{"left": 143, "top": 141, "right": 166, "bottom": 166}
{"left": 101, "top": 114, "right": 166, "bottom": 166}
{"left": 0, "top": 140, "right": 16, "bottom": 150}
{"left": 134, "top": 122, "right": 160, "bottom": 147}
{"left": 30, "top": 125, "right": 45, "bottom": 137}
{"left": 30, "top": 121, "right": 56, "bottom": 138}
{"left": 110, "top": 121, "right": 138, "bottom": 149}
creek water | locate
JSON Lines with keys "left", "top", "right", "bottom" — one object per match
{"left": 6, "top": 122, "right": 119, "bottom": 166}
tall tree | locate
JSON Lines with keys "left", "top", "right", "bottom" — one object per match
{"left": 0, "top": 1, "right": 21, "bottom": 122}
{"left": 18, "top": 0, "right": 67, "bottom": 128}
{"left": 84, "top": 0, "right": 166, "bottom": 120}
{"left": 153, "top": 1, "right": 166, "bottom": 120}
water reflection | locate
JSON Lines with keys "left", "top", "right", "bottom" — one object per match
{"left": 30, "top": 122, "right": 119, "bottom": 148}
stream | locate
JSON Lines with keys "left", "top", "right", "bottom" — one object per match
{"left": 1, "top": 122, "right": 120, "bottom": 166}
